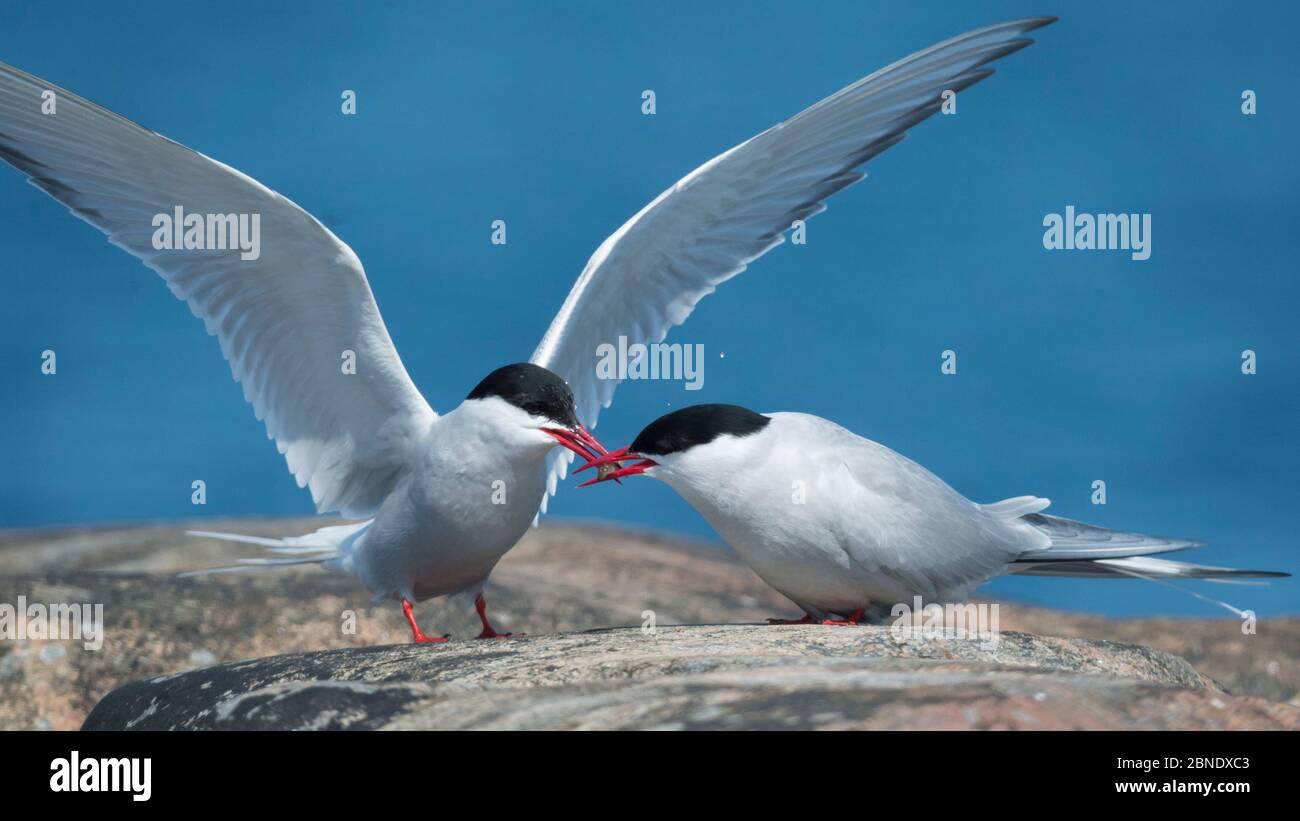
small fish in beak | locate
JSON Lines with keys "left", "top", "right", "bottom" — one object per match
{"left": 575, "top": 446, "right": 657, "bottom": 486}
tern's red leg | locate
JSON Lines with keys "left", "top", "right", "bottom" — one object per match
{"left": 821, "top": 608, "right": 866, "bottom": 627}
{"left": 474, "top": 592, "right": 518, "bottom": 639}
{"left": 401, "top": 599, "right": 449, "bottom": 644}
{"left": 766, "top": 613, "right": 817, "bottom": 625}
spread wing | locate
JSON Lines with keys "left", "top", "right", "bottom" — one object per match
{"left": 0, "top": 62, "right": 436, "bottom": 517}
{"left": 530, "top": 17, "right": 1056, "bottom": 514}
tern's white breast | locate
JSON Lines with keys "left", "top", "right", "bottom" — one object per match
{"left": 349, "top": 403, "right": 549, "bottom": 601}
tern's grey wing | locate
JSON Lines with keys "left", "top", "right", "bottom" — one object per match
{"left": 529, "top": 18, "right": 1057, "bottom": 518}
{"left": 1015, "top": 513, "right": 1203, "bottom": 560}
{"left": 812, "top": 415, "right": 1038, "bottom": 596}
{"left": 0, "top": 62, "right": 436, "bottom": 517}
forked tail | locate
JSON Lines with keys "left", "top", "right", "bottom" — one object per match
{"left": 178, "top": 521, "right": 370, "bottom": 577}
{"left": 996, "top": 507, "right": 1288, "bottom": 615}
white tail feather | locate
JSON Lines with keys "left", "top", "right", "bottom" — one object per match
{"left": 1093, "top": 558, "right": 1250, "bottom": 618}
{"left": 180, "top": 521, "right": 371, "bottom": 578}
{"left": 1009, "top": 555, "right": 1288, "bottom": 616}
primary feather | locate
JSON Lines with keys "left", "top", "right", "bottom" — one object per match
{"left": 0, "top": 62, "right": 436, "bottom": 518}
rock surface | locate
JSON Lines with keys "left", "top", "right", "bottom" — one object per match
{"left": 84, "top": 625, "right": 1296, "bottom": 730}
{"left": 0, "top": 518, "right": 1296, "bottom": 730}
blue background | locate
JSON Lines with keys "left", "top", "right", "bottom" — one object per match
{"left": 2, "top": 1, "right": 1296, "bottom": 616}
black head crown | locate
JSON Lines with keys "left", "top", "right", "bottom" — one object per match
{"left": 630, "top": 404, "right": 770, "bottom": 457}
{"left": 467, "top": 363, "right": 580, "bottom": 429}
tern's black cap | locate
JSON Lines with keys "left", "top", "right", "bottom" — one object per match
{"left": 467, "top": 363, "right": 580, "bottom": 429}
{"left": 630, "top": 404, "right": 770, "bottom": 456}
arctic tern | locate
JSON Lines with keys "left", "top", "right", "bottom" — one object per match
{"left": 579, "top": 405, "right": 1288, "bottom": 622}
{"left": 0, "top": 18, "right": 1057, "bottom": 640}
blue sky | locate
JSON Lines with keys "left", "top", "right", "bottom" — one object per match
{"left": 2, "top": 1, "right": 1296, "bottom": 617}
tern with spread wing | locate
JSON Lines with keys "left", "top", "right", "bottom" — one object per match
{"left": 1, "top": 18, "right": 1056, "bottom": 640}
{"left": 579, "top": 405, "right": 1289, "bottom": 622}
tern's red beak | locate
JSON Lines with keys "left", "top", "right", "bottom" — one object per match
{"left": 574, "top": 446, "right": 658, "bottom": 487}
{"left": 541, "top": 424, "right": 610, "bottom": 463}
